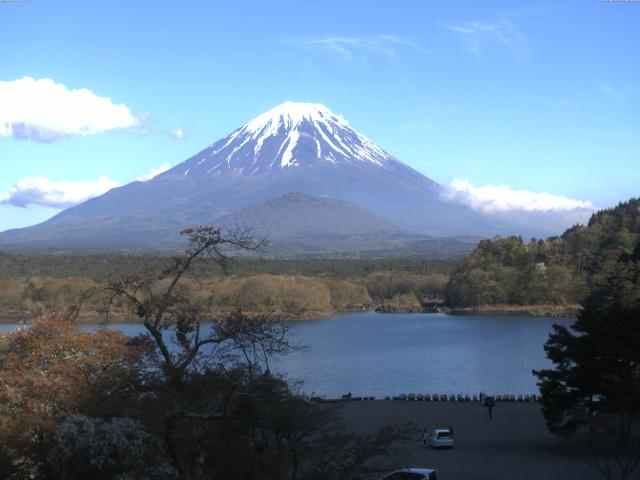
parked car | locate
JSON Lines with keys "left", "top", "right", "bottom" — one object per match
{"left": 429, "top": 428, "right": 454, "bottom": 448}
{"left": 382, "top": 467, "right": 437, "bottom": 479}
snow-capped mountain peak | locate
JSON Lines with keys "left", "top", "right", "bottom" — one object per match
{"left": 169, "top": 101, "right": 400, "bottom": 177}
{"left": 243, "top": 101, "right": 349, "bottom": 135}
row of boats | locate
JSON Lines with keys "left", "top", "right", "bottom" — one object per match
{"left": 388, "top": 393, "right": 538, "bottom": 402}
{"left": 312, "top": 393, "right": 540, "bottom": 402}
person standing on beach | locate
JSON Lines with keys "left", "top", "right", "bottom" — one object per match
{"left": 484, "top": 395, "right": 495, "bottom": 418}
{"left": 485, "top": 396, "right": 495, "bottom": 419}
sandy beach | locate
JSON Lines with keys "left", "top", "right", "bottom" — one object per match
{"left": 341, "top": 400, "right": 603, "bottom": 480}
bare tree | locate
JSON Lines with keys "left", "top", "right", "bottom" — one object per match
{"left": 101, "top": 227, "right": 291, "bottom": 378}
{"left": 60, "top": 226, "right": 410, "bottom": 480}
{"left": 99, "top": 226, "right": 301, "bottom": 478}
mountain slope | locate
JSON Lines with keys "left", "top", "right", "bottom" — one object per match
{"left": 216, "top": 192, "right": 399, "bottom": 239}
{"left": 0, "top": 101, "right": 540, "bottom": 250}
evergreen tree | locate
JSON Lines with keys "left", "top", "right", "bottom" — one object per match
{"left": 534, "top": 244, "right": 640, "bottom": 479}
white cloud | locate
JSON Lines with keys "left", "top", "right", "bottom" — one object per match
{"left": 136, "top": 162, "right": 171, "bottom": 182}
{"left": 446, "top": 19, "right": 524, "bottom": 56}
{"left": 1, "top": 162, "right": 173, "bottom": 209}
{"left": 443, "top": 178, "right": 594, "bottom": 214}
{"left": 0, "top": 176, "right": 119, "bottom": 209}
{"left": 171, "top": 128, "right": 185, "bottom": 139}
{"left": 0, "top": 77, "right": 138, "bottom": 142}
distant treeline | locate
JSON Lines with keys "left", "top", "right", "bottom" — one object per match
{"left": 2, "top": 199, "right": 639, "bottom": 320}
{"left": 0, "top": 254, "right": 455, "bottom": 280}
{"left": 0, "top": 256, "right": 455, "bottom": 320}
{"left": 445, "top": 198, "right": 640, "bottom": 309}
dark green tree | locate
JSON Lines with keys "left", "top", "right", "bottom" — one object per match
{"left": 534, "top": 244, "right": 640, "bottom": 480}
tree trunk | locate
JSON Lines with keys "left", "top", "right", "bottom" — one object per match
{"left": 290, "top": 445, "right": 299, "bottom": 480}
{"left": 164, "top": 415, "right": 189, "bottom": 480}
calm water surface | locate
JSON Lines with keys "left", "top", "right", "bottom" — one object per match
{"left": 275, "top": 311, "right": 570, "bottom": 398}
{"left": 1, "top": 311, "right": 570, "bottom": 398}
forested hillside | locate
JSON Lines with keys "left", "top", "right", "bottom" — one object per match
{"left": 445, "top": 198, "right": 640, "bottom": 309}
{"left": 0, "top": 256, "right": 454, "bottom": 320}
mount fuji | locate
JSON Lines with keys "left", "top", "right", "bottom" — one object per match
{"left": 0, "top": 102, "right": 534, "bottom": 251}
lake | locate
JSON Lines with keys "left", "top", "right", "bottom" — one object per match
{"left": 0, "top": 311, "right": 571, "bottom": 398}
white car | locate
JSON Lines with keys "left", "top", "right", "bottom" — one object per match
{"left": 382, "top": 467, "right": 438, "bottom": 480}
{"left": 429, "top": 428, "right": 454, "bottom": 449}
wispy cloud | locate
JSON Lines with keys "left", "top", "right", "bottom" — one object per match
{"left": 446, "top": 19, "right": 525, "bottom": 56}
{"left": 396, "top": 120, "right": 434, "bottom": 131}
{"left": 0, "top": 176, "right": 119, "bottom": 208}
{"left": 599, "top": 83, "right": 625, "bottom": 101}
{"left": 443, "top": 178, "right": 594, "bottom": 214}
{"left": 283, "top": 34, "right": 426, "bottom": 61}
{"left": 128, "top": 112, "right": 188, "bottom": 140}
{"left": 0, "top": 77, "right": 138, "bottom": 142}
{"left": 522, "top": 94, "right": 576, "bottom": 108}
{"left": 137, "top": 162, "right": 172, "bottom": 182}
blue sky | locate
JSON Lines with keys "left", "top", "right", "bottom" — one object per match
{"left": 0, "top": 0, "right": 638, "bottom": 231}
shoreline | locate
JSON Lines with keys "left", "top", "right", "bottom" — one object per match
{"left": 445, "top": 303, "right": 581, "bottom": 318}
{"left": 0, "top": 304, "right": 580, "bottom": 324}
{"left": 374, "top": 302, "right": 579, "bottom": 318}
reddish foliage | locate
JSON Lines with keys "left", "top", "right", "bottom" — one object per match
{"left": 0, "top": 312, "right": 145, "bottom": 472}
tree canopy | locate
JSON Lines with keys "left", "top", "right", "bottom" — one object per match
{"left": 446, "top": 198, "right": 640, "bottom": 308}
{"left": 534, "top": 242, "right": 640, "bottom": 479}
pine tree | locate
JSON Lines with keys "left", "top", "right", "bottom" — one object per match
{"left": 534, "top": 244, "right": 640, "bottom": 479}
